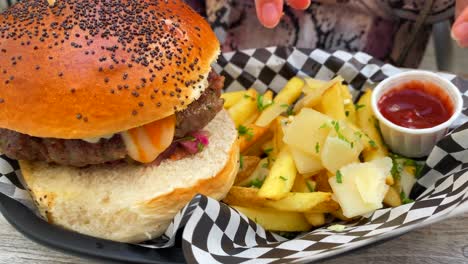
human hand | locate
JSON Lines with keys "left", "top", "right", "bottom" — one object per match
{"left": 452, "top": 0, "right": 468, "bottom": 47}
{"left": 255, "top": 0, "right": 311, "bottom": 28}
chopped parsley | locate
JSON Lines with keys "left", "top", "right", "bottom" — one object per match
{"left": 279, "top": 176, "right": 287, "bottom": 181}
{"left": 264, "top": 148, "right": 273, "bottom": 154}
{"left": 250, "top": 178, "right": 264, "bottom": 188}
{"left": 237, "top": 125, "right": 254, "bottom": 140}
{"left": 354, "top": 131, "right": 363, "bottom": 138}
{"left": 320, "top": 122, "right": 329, "bottom": 129}
{"left": 262, "top": 162, "right": 269, "bottom": 168}
{"left": 355, "top": 104, "right": 365, "bottom": 111}
{"left": 197, "top": 142, "right": 204, "bottom": 152}
{"left": 400, "top": 191, "right": 414, "bottom": 204}
{"left": 256, "top": 94, "right": 273, "bottom": 111}
{"left": 175, "top": 136, "right": 196, "bottom": 142}
{"left": 368, "top": 140, "right": 377, "bottom": 148}
{"left": 243, "top": 94, "right": 252, "bottom": 99}
{"left": 315, "top": 142, "right": 320, "bottom": 153}
{"left": 331, "top": 121, "right": 352, "bottom": 147}
{"left": 390, "top": 154, "right": 403, "bottom": 181}
{"left": 279, "top": 104, "right": 295, "bottom": 116}
{"left": 345, "top": 110, "right": 350, "bottom": 117}
{"left": 239, "top": 154, "right": 244, "bottom": 169}
{"left": 306, "top": 181, "right": 315, "bottom": 192}
{"left": 336, "top": 170, "right": 343, "bottom": 183}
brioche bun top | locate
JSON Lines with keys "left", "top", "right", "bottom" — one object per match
{"left": 0, "top": 0, "right": 220, "bottom": 138}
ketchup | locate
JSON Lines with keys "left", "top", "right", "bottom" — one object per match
{"left": 378, "top": 81, "right": 453, "bottom": 129}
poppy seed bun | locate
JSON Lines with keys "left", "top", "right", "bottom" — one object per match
{"left": 0, "top": 0, "right": 220, "bottom": 139}
{"left": 19, "top": 110, "right": 238, "bottom": 242}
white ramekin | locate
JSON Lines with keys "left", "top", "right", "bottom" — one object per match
{"left": 371, "top": 70, "right": 463, "bottom": 158}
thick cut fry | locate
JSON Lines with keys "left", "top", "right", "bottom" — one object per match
{"left": 383, "top": 186, "right": 402, "bottom": 207}
{"left": 274, "top": 77, "right": 304, "bottom": 104}
{"left": 238, "top": 124, "right": 272, "bottom": 153}
{"left": 355, "top": 90, "right": 388, "bottom": 161}
{"left": 243, "top": 131, "right": 273, "bottom": 156}
{"left": 265, "top": 192, "right": 331, "bottom": 212}
{"left": 304, "top": 212, "right": 325, "bottom": 227}
{"left": 255, "top": 103, "right": 287, "bottom": 127}
{"left": 283, "top": 108, "right": 332, "bottom": 157}
{"left": 308, "top": 200, "right": 341, "bottom": 213}
{"left": 294, "top": 76, "right": 343, "bottom": 113}
{"left": 258, "top": 147, "right": 297, "bottom": 200}
{"left": 225, "top": 186, "right": 332, "bottom": 212}
{"left": 340, "top": 84, "right": 358, "bottom": 125}
{"left": 292, "top": 174, "right": 317, "bottom": 192}
{"left": 273, "top": 116, "right": 287, "bottom": 154}
{"left": 331, "top": 209, "right": 352, "bottom": 221}
{"left": 314, "top": 170, "right": 333, "bottom": 192}
{"left": 315, "top": 83, "right": 346, "bottom": 120}
{"left": 221, "top": 90, "right": 245, "bottom": 108}
{"left": 236, "top": 158, "right": 270, "bottom": 187}
{"left": 302, "top": 78, "right": 327, "bottom": 94}
{"left": 233, "top": 206, "right": 311, "bottom": 232}
{"left": 228, "top": 89, "right": 258, "bottom": 127}
{"left": 255, "top": 78, "right": 303, "bottom": 127}
{"left": 223, "top": 186, "right": 266, "bottom": 207}
{"left": 234, "top": 156, "right": 261, "bottom": 186}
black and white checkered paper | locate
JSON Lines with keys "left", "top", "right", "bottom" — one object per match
{"left": 0, "top": 47, "right": 467, "bottom": 263}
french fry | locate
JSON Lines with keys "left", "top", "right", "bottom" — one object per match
{"left": 238, "top": 124, "right": 272, "bottom": 153}
{"left": 292, "top": 174, "right": 317, "bottom": 192}
{"left": 331, "top": 209, "right": 352, "bottom": 221}
{"left": 340, "top": 84, "right": 358, "bottom": 125}
{"left": 315, "top": 83, "right": 346, "bottom": 120}
{"left": 223, "top": 186, "right": 266, "bottom": 207}
{"left": 255, "top": 77, "right": 303, "bottom": 127}
{"left": 264, "top": 192, "right": 332, "bottom": 212}
{"left": 258, "top": 147, "right": 297, "bottom": 200}
{"left": 294, "top": 76, "right": 343, "bottom": 113}
{"left": 243, "top": 131, "right": 273, "bottom": 156}
{"left": 234, "top": 156, "right": 261, "bottom": 186}
{"left": 273, "top": 116, "right": 287, "bottom": 155}
{"left": 233, "top": 206, "right": 311, "bottom": 232}
{"left": 355, "top": 90, "right": 388, "bottom": 161}
{"left": 228, "top": 89, "right": 258, "bottom": 127}
{"left": 254, "top": 103, "right": 287, "bottom": 128}
{"left": 274, "top": 77, "right": 304, "bottom": 104}
{"left": 225, "top": 186, "right": 332, "bottom": 212}
{"left": 383, "top": 186, "right": 402, "bottom": 207}
{"left": 304, "top": 212, "right": 325, "bottom": 227}
{"left": 236, "top": 158, "right": 269, "bottom": 187}
{"left": 308, "top": 200, "right": 341, "bottom": 213}
{"left": 302, "top": 78, "right": 327, "bottom": 94}
{"left": 313, "top": 170, "right": 333, "bottom": 192}
{"left": 221, "top": 90, "right": 245, "bottom": 109}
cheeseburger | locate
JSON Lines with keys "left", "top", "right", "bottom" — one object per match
{"left": 0, "top": 0, "right": 238, "bottom": 242}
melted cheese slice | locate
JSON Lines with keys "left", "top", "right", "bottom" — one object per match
{"left": 120, "top": 115, "right": 176, "bottom": 163}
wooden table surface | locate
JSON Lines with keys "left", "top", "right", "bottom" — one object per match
{"left": 0, "top": 211, "right": 466, "bottom": 264}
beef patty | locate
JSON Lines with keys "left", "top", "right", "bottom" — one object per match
{"left": 0, "top": 70, "right": 224, "bottom": 167}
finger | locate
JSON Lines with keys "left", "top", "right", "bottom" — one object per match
{"left": 255, "top": 0, "right": 284, "bottom": 28}
{"left": 455, "top": 0, "right": 468, "bottom": 18}
{"left": 286, "top": 0, "right": 311, "bottom": 10}
{"left": 452, "top": 7, "right": 468, "bottom": 47}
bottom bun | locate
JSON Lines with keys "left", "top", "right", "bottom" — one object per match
{"left": 19, "top": 110, "right": 239, "bottom": 243}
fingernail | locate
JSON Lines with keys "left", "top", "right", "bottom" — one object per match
{"left": 452, "top": 22, "right": 468, "bottom": 46}
{"left": 261, "top": 2, "right": 280, "bottom": 28}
